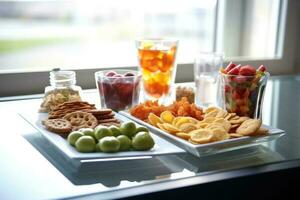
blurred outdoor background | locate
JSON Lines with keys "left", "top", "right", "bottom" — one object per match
{"left": 0, "top": 0, "right": 280, "bottom": 72}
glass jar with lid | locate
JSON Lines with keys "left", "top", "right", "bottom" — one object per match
{"left": 40, "top": 70, "right": 82, "bottom": 112}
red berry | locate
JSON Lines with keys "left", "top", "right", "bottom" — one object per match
{"left": 124, "top": 72, "right": 135, "bottom": 77}
{"left": 224, "top": 85, "right": 231, "bottom": 93}
{"left": 105, "top": 71, "right": 117, "bottom": 77}
{"left": 224, "top": 62, "right": 236, "bottom": 74}
{"left": 233, "top": 75, "right": 247, "bottom": 84}
{"left": 113, "top": 74, "right": 123, "bottom": 78}
{"left": 233, "top": 90, "right": 241, "bottom": 99}
{"left": 239, "top": 65, "right": 256, "bottom": 76}
{"left": 227, "top": 65, "right": 241, "bottom": 75}
{"left": 257, "top": 65, "right": 266, "bottom": 72}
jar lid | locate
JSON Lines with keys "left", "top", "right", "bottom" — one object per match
{"left": 50, "top": 70, "right": 76, "bottom": 87}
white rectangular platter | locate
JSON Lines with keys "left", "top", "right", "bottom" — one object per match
{"left": 19, "top": 112, "right": 185, "bottom": 160}
{"left": 119, "top": 111, "right": 285, "bottom": 157}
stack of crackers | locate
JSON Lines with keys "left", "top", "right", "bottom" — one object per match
{"left": 43, "top": 101, "right": 120, "bottom": 135}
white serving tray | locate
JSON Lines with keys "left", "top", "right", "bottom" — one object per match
{"left": 119, "top": 111, "right": 285, "bottom": 157}
{"left": 19, "top": 112, "right": 185, "bottom": 160}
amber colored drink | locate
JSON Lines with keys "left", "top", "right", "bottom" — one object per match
{"left": 137, "top": 40, "right": 178, "bottom": 100}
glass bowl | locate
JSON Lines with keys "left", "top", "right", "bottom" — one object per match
{"left": 95, "top": 70, "right": 141, "bottom": 111}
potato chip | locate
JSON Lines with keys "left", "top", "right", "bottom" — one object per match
{"left": 179, "top": 123, "right": 197, "bottom": 133}
{"left": 204, "top": 110, "right": 218, "bottom": 118}
{"left": 216, "top": 110, "right": 228, "bottom": 118}
{"left": 202, "top": 117, "right": 216, "bottom": 123}
{"left": 213, "top": 118, "right": 231, "bottom": 132}
{"left": 190, "top": 129, "right": 214, "bottom": 144}
{"left": 174, "top": 117, "right": 190, "bottom": 128}
{"left": 229, "top": 116, "right": 249, "bottom": 124}
{"left": 162, "top": 123, "right": 180, "bottom": 134}
{"left": 252, "top": 127, "right": 269, "bottom": 136}
{"left": 206, "top": 123, "right": 226, "bottom": 132}
{"left": 229, "top": 133, "right": 243, "bottom": 139}
{"left": 148, "top": 113, "right": 163, "bottom": 127}
{"left": 204, "top": 107, "right": 219, "bottom": 114}
{"left": 197, "top": 122, "right": 209, "bottom": 129}
{"left": 188, "top": 139, "right": 199, "bottom": 145}
{"left": 224, "top": 113, "right": 233, "bottom": 120}
{"left": 211, "top": 128, "right": 229, "bottom": 141}
{"left": 160, "top": 111, "right": 175, "bottom": 124}
{"left": 176, "top": 132, "right": 191, "bottom": 140}
{"left": 229, "top": 116, "right": 240, "bottom": 121}
{"left": 185, "top": 117, "right": 200, "bottom": 124}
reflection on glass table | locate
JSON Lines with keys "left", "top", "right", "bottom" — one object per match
{"left": 23, "top": 126, "right": 284, "bottom": 188}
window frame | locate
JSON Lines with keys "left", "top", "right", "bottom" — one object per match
{"left": 0, "top": 0, "right": 297, "bottom": 97}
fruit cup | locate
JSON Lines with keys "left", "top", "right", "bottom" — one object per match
{"left": 219, "top": 66, "right": 269, "bottom": 118}
{"left": 95, "top": 70, "right": 141, "bottom": 111}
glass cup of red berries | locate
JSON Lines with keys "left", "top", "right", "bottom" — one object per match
{"left": 219, "top": 63, "right": 269, "bottom": 118}
{"left": 95, "top": 70, "right": 142, "bottom": 111}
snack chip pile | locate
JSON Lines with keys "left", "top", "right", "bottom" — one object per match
{"left": 147, "top": 106, "right": 268, "bottom": 145}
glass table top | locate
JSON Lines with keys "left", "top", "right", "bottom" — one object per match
{"left": 0, "top": 75, "right": 299, "bottom": 199}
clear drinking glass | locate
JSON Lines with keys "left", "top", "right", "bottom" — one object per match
{"left": 194, "top": 52, "right": 224, "bottom": 107}
{"left": 219, "top": 72, "right": 270, "bottom": 119}
{"left": 136, "top": 38, "right": 178, "bottom": 103}
{"left": 95, "top": 70, "right": 141, "bottom": 111}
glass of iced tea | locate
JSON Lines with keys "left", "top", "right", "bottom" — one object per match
{"left": 136, "top": 38, "right": 178, "bottom": 102}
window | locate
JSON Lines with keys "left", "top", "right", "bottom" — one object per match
{"left": 0, "top": 0, "right": 296, "bottom": 97}
{"left": 0, "top": 0, "right": 216, "bottom": 72}
{"left": 218, "top": 0, "right": 282, "bottom": 58}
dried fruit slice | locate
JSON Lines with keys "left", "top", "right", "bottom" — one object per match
{"left": 148, "top": 113, "right": 163, "bottom": 127}
{"left": 160, "top": 111, "right": 175, "bottom": 124}
{"left": 174, "top": 117, "right": 190, "bottom": 128}
{"left": 162, "top": 123, "right": 181, "bottom": 134}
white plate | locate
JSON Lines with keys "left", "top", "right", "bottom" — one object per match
{"left": 119, "top": 111, "right": 285, "bottom": 157}
{"left": 19, "top": 112, "right": 185, "bottom": 160}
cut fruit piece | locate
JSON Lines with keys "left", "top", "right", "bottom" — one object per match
{"left": 148, "top": 113, "right": 163, "bottom": 127}
{"left": 160, "top": 111, "right": 175, "bottom": 124}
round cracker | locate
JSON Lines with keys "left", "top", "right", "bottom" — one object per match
{"left": 236, "top": 119, "right": 262, "bottom": 136}
{"left": 43, "top": 118, "right": 72, "bottom": 134}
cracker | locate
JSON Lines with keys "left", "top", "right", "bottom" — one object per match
{"left": 63, "top": 111, "right": 98, "bottom": 131}
{"left": 253, "top": 127, "right": 269, "bottom": 136}
{"left": 49, "top": 101, "right": 96, "bottom": 119}
{"left": 84, "top": 109, "right": 113, "bottom": 116}
{"left": 98, "top": 118, "right": 120, "bottom": 124}
{"left": 236, "top": 119, "right": 262, "bottom": 136}
{"left": 43, "top": 119, "right": 72, "bottom": 134}
{"left": 229, "top": 116, "right": 249, "bottom": 124}
{"left": 94, "top": 113, "right": 115, "bottom": 120}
